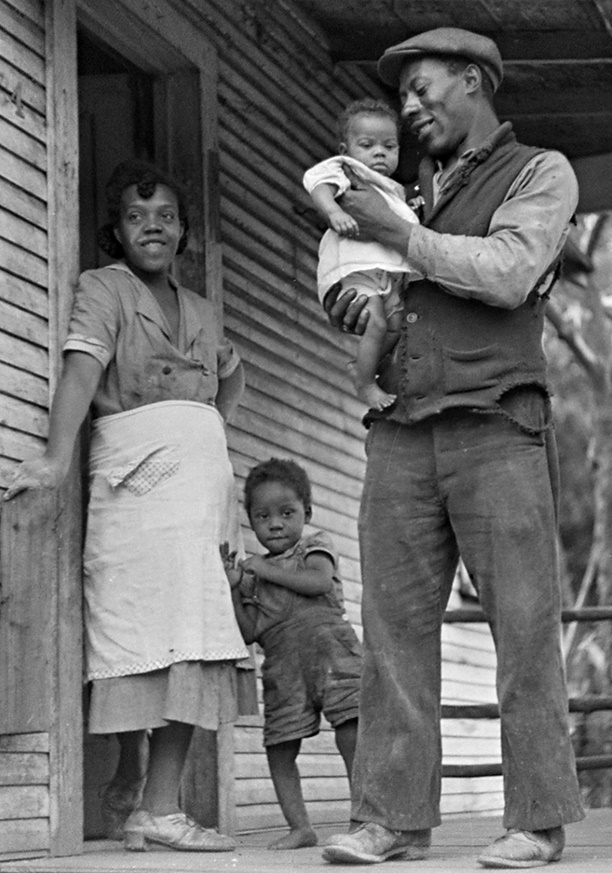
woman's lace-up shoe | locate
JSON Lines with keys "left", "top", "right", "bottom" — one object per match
{"left": 124, "top": 809, "right": 236, "bottom": 851}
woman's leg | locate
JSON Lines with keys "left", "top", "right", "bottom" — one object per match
{"left": 124, "top": 720, "right": 236, "bottom": 851}
{"left": 101, "top": 730, "right": 148, "bottom": 840}
{"left": 266, "top": 739, "right": 318, "bottom": 850}
{"left": 115, "top": 730, "right": 149, "bottom": 783}
{"left": 140, "top": 720, "right": 193, "bottom": 815}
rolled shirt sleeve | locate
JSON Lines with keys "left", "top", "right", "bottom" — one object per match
{"left": 63, "top": 271, "right": 120, "bottom": 366}
{"left": 406, "top": 150, "right": 579, "bottom": 309}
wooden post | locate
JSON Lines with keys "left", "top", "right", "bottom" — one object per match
{"left": 45, "top": 0, "right": 83, "bottom": 856}
{"left": 0, "top": 491, "right": 56, "bottom": 735}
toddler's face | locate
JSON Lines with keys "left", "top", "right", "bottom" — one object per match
{"left": 340, "top": 113, "right": 400, "bottom": 177}
{"left": 248, "top": 481, "right": 311, "bottom": 555}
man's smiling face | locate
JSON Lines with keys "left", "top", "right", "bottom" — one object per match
{"left": 399, "top": 56, "right": 473, "bottom": 162}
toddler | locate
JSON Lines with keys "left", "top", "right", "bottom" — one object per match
{"left": 303, "top": 98, "right": 420, "bottom": 411}
{"left": 224, "top": 458, "right": 361, "bottom": 850}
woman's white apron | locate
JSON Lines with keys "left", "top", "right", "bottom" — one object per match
{"left": 83, "top": 401, "right": 248, "bottom": 680}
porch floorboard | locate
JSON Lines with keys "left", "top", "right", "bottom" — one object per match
{"left": 1, "top": 809, "right": 610, "bottom": 873}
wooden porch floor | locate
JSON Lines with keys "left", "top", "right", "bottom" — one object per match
{"left": 1, "top": 810, "right": 610, "bottom": 873}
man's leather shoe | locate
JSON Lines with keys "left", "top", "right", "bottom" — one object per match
{"left": 322, "top": 821, "right": 431, "bottom": 864}
{"left": 477, "top": 826, "right": 565, "bottom": 868}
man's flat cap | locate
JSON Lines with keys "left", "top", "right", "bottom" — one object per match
{"left": 377, "top": 27, "right": 503, "bottom": 92}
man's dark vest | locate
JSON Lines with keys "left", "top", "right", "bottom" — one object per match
{"left": 374, "top": 124, "right": 553, "bottom": 427}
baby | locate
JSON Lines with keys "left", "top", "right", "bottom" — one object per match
{"left": 303, "top": 98, "right": 420, "bottom": 411}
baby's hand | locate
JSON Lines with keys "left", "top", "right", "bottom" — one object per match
{"left": 220, "top": 542, "right": 242, "bottom": 589}
{"left": 238, "top": 572, "right": 257, "bottom": 600}
{"left": 220, "top": 541, "right": 237, "bottom": 571}
{"left": 240, "top": 555, "right": 268, "bottom": 578}
{"left": 328, "top": 209, "right": 359, "bottom": 237}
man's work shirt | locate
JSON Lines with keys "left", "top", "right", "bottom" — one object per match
{"left": 406, "top": 126, "right": 579, "bottom": 309}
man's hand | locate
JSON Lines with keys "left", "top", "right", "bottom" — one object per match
{"left": 323, "top": 285, "right": 371, "bottom": 335}
{"left": 339, "top": 186, "right": 410, "bottom": 248}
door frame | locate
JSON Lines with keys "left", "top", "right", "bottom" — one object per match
{"left": 59, "top": 0, "right": 226, "bottom": 848}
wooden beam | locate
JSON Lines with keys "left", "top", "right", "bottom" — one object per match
{"left": 329, "top": 29, "right": 612, "bottom": 63}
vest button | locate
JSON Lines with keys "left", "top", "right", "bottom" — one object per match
{"left": 406, "top": 312, "right": 418, "bottom": 323}
{"left": 162, "top": 366, "right": 172, "bottom": 375}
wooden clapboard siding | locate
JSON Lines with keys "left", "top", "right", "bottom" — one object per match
{"left": 0, "top": 733, "right": 50, "bottom": 860}
{"left": 0, "top": 0, "right": 50, "bottom": 488}
{"left": 170, "top": 0, "right": 503, "bottom": 830}
{"left": 0, "top": 0, "right": 82, "bottom": 860}
{"left": 0, "top": 0, "right": 503, "bottom": 849}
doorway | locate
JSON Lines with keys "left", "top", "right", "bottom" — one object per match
{"left": 75, "top": 14, "right": 221, "bottom": 839}
{"left": 77, "top": 27, "right": 155, "bottom": 273}
{"left": 76, "top": 25, "right": 157, "bottom": 838}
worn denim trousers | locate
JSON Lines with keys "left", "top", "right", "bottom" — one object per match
{"left": 352, "top": 411, "right": 584, "bottom": 832}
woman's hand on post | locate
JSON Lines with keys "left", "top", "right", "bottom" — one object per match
{"left": 3, "top": 456, "right": 67, "bottom": 501}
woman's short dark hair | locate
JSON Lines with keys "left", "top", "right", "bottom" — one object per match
{"left": 97, "top": 159, "right": 190, "bottom": 259}
{"left": 337, "top": 98, "right": 400, "bottom": 144}
{"left": 244, "top": 458, "right": 312, "bottom": 517}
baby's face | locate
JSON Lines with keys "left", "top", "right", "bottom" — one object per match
{"left": 340, "top": 113, "right": 400, "bottom": 177}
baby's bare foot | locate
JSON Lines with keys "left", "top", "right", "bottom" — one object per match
{"left": 268, "top": 827, "right": 318, "bottom": 850}
{"left": 358, "top": 382, "right": 397, "bottom": 411}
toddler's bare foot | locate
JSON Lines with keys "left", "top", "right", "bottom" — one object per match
{"left": 268, "top": 827, "right": 318, "bottom": 850}
{"left": 358, "top": 382, "right": 397, "bottom": 411}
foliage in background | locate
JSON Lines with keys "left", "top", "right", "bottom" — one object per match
{"left": 546, "top": 214, "right": 612, "bottom": 806}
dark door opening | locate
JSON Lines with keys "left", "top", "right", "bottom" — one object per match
{"left": 77, "top": 26, "right": 156, "bottom": 839}
{"left": 77, "top": 27, "right": 155, "bottom": 272}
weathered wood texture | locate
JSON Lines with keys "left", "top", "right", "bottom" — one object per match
{"left": 0, "top": 0, "right": 49, "bottom": 487}
{"left": 0, "top": 490, "right": 55, "bottom": 855}
{"left": 0, "top": 733, "right": 50, "bottom": 859}
{"left": 193, "top": 0, "right": 373, "bottom": 831}
{"left": 44, "top": 0, "right": 83, "bottom": 857}
{"left": 0, "top": 0, "right": 82, "bottom": 861}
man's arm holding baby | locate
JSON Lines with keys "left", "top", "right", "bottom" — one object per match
{"left": 241, "top": 552, "right": 334, "bottom": 596}
{"left": 326, "top": 183, "right": 416, "bottom": 331}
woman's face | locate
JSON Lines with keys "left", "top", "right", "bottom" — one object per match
{"left": 113, "top": 183, "right": 184, "bottom": 278}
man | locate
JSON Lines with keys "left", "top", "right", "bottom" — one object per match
{"left": 322, "top": 27, "right": 584, "bottom": 869}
